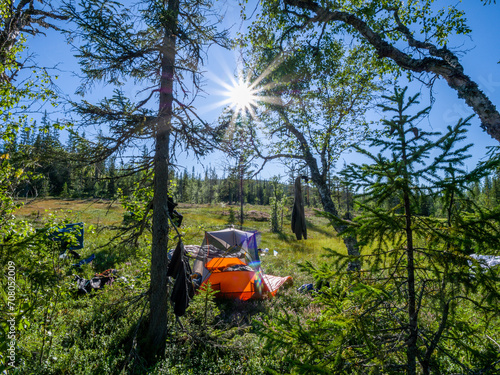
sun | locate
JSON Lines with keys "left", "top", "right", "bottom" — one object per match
{"left": 208, "top": 55, "right": 284, "bottom": 123}
{"left": 226, "top": 78, "right": 258, "bottom": 115}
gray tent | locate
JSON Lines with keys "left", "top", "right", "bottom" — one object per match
{"left": 192, "top": 227, "right": 260, "bottom": 280}
{"left": 191, "top": 227, "right": 292, "bottom": 300}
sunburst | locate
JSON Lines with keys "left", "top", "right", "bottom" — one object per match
{"left": 217, "top": 72, "right": 261, "bottom": 122}
{"left": 207, "top": 51, "right": 287, "bottom": 127}
{"left": 227, "top": 77, "right": 258, "bottom": 115}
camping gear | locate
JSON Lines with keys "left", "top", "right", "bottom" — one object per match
{"left": 298, "top": 283, "right": 315, "bottom": 293}
{"left": 469, "top": 254, "right": 500, "bottom": 269}
{"left": 291, "top": 176, "right": 307, "bottom": 240}
{"left": 74, "top": 269, "right": 115, "bottom": 294}
{"left": 192, "top": 228, "right": 292, "bottom": 300}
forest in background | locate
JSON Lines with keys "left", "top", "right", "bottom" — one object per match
{"left": 4, "top": 114, "right": 500, "bottom": 218}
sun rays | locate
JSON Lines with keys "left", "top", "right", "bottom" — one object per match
{"left": 227, "top": 77, "right": 258, "bottom": 115}
{"left": 217, "top": 72, "right": 261, "bottom": 122}
{"left": 206, "top": 51, "right": 285, "bottom": 129}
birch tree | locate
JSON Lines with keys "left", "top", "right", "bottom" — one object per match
{"left": 243, "top": 24, "right": 380, "bottom": 267}
{"left": 258, "top": 0, "right": 500, "bottom": 142}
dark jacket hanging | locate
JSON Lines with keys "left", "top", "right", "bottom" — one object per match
{"left": 166, "top": 241, "right": 194, "bottom": 317}
{"left": 291, "top": 176, "right": 307, "bottom": 240}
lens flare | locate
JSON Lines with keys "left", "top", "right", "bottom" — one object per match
{"left": 229, "top": 80, "right": 257, "bottom": 111}
{"left": 206, "top": 51, "right": 287, "bottom": 126}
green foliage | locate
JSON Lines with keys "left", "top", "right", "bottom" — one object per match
{"left": 248, "top": 1, "right": 500, "bottom": 147}
{"left": 63, "top": 0, "right": 230, "bottom": 161}
{"left": 226, "top": 206, "right": 236, "bottom": 226}
{"left": 0, "top": 8, "right": 72, "bottom": 365}
{"left": 252, "top": 0, "right": 472, "bottom": 71}
{"left": 0, "top": 200, "right": 153, "bottom": 374}
{"left": 1, "top": 215, "right": 77, "bottom": 371}
{"left": 63, "top": 0, "right": 232, "bottom": 353}
{"left": 0, "top": 21, "right": 59, "bottom": 150}
{"left": 257, "top": 87, "right": 500, "bottom": 374}
{"left": 116, "top": 171, "right": 190, "bottom": 248}
{"left": 8, "top": 191, "right": 496, "bottom": 374}
{"left": 152, "top": 283, "right": 268, "bottom": 375}
{"left": 61, "top": 182, "right": 70, "bottom": 198}
{"left": 171, "top": 166, "right": 294, "bottom": 207}
{"left": 1, "top": 193, "right": 343, "bottom": 374}
{"left": 243, "top": 12, "right": 379, "bottom": 172}
{"left": 186, "top": 283, "right": 220, "bottom": 330}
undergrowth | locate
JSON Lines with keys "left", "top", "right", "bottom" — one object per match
{"left": 5, "top": 200, "right": 497, "bottom": 374}
{"left": 3, "top": 201, "right": 329, "bottom": 374}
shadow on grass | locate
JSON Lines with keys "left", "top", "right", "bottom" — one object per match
{"left": 93, "top": 244, "right": 141, "bottom": 271}
{"left": 217, "top": 298, "right": 270, "bottom": 326}
{"left": 277, "top": 231, "right": 295, "bottom": 242}
{"left": 307, "top": 221, "right": 336, "bottom": 237}
{"left": 276, "top": 222, "right": 335, "bottom": 243}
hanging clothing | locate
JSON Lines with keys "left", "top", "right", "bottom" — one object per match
{"left": 168, "top": 197, "right": 183, "bottom": 227}
{"left": 291, "top": 176, "right": 307, "bottom": 240}
{"left": 166, "top": 241, "right": 194, "bottom": 317}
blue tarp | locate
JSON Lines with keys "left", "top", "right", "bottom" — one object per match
{"left": 49, "top": 222, "right": 84, "bottom": 250}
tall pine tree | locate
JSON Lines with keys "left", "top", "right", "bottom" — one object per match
{"left": 259, "top": 87, "right": 500, "bottom": 374}
{"left": 338, "top": 87, "right": 500, "bottom": 374}
{"left": 64, "top": 0, "right": 229, "bottom": 357}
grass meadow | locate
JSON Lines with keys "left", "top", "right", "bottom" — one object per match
{"left": 6, "top": 198, "right": 500, "bottom": 374}
{"left": 7, "top": 198, "right": 346, "bottom": 374}
{"left": 15, "top": 198, "right": 344, "bottom": 283}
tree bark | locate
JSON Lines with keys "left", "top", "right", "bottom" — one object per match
{"left": 284, "top": 0, "right": 500, "bottom": 143}
{"left": 240, "top": 156, "right": 244, "bottom": 226}
{"left": 315, "top": 172, "right": 361, "bottom": 270}
{"left": 403, "top": 187, "right": 417, "bottom": 375}
{"left": 0, "top": 1, "right": 67, "bottom": 82}
{"left": 147, "top": 0, "right": 179, "bottom": 358}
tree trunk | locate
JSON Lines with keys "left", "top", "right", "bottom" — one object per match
{"left": 403, "top": 188, "right": 417, "bottom": 375}
{"left": 278, "top": 107, "right": 361, "bottom": 268}
{"left": 314, "top": 175, "right": 361, "bottom": 270}
{"left": 147, "top": 0, "right": 179, "bottom": 358}
{"left": 401, "top": 134, "right": 417, "bottom": 375}
{"left": 240, "top": 163, "right": 244, "bottom": 226}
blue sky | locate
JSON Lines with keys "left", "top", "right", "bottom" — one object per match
{"left": 25, "top": 0, "right": 500, "bottom": 179}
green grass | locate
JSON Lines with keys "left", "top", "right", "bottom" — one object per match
{"left": 15, "top": 197, "right": 124, "bottom": 226}
{"left": 13, "top": 199, "right": 346, "bottom": 284}
{"left": 7, "top": 198, "right": 499, "bottom": 374}
{"left": 177, "top": 203, "right": 345, "bottom": 283}
{"left": 7, "top": 198, "right": 348, "bottom": 375}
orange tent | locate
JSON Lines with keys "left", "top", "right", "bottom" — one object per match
{"left": 192, "top": 228, "right": 292, "bottom": 300}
